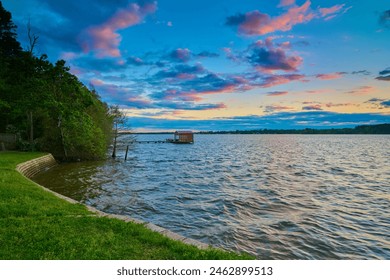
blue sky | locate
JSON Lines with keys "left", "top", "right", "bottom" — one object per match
{"left": 4, "top": 0, "right": 390, "bottom": 131}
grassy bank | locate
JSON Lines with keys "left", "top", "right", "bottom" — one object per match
{"left": 0, "top": 152, "right": 253, "bottom": 260}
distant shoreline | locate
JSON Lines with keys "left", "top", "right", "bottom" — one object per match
{"left": 119, "top": 123, "right": 390, "bottom": 135}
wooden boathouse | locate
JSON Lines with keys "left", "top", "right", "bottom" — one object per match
{"left": 167, "top": 131, "right": 194, "bottom": 144}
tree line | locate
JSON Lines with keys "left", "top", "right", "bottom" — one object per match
{"left": 0, "top": 2, "right": 119, "bottom": 160}
{"left": 199, "top": 123, "right": 390, "bottom": 134}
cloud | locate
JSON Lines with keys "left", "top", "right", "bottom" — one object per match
{"left": 169, "top": 48, "right": 192, "bottom": 62}
{"left": 351, "top": 70, "right": 371, "bottom": 75}
{"left": 89, "top": 78, "right": 154, "bottom": 108}
{"left": 260, "top": 74, "right": 306, "bottom": 88}
{"left": 196, "top": 51, "right": 220, "bottom": 58}
{"left": 366, "top": 98, "right": 385, "bottom": 103}
{"left": 379, "top": 10, "right": 390, "bottom": 28}
{"left": 302, "top": 104, "right": 323, "bottom": 111}
{"left": 264, "top": 105, "right": 294, "bottom": 113}
{"left": 247, "top": 38, "right": 303, "bottom": 72}
{"left": 315, "top": 72, "right": 346, "bottom": 80}
{"left": 376, "top": 67, "right": 390, "bottom": 81}
{"left": 153, "top": 64, "right": 206, "bottom": 80}
{"left": 155, "top": 101, "right": 227, "bottom": 111}
{"left": 267, "top": 91, "right": 288, "bottom": 96}
{"left": 126, "top": 112, "right": 390, "bottom": 131}
{"left": 226, "top": 1, "right": 347, "bottom": 36}
{"left": 89, "top": 76, "right": 228, "bottom": 111}
{"left": 347, "top": 86, "right": 376, "bottom": 95}
{"left": 325, "top": 102, "right": 354, "bottom": 108}
{"left": 319, "top": 4, "right": 345, "bottom": 20}
{"left": 222, "top": 47, "right": 242, "bottom": 63}
{"left": 71, "top": 56, "right": 128, "bottom": 73}
{"left": 365, "top": 98, "right": 390, "bottom": 109}
{"left": 127, "top": 56, "right": 146, "bottom": 66}
{"left": 225, "top": 1, "right": 314, "bottom": 36}
{"left": 179, "top": 73, "right": 243, "bottom": 96}
{"left": 278, "top": 0, "right": 295, "bottom": 7}
{"left": 81, "top": 1, "right": 157, "bottom": 58}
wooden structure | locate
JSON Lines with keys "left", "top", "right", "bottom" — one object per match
{"left": 167, "top": 131, "right": 194, "bottom": 144}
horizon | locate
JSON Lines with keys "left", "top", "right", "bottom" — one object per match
{"left": 4, "top": 0, "right": 390, "bottom": 132}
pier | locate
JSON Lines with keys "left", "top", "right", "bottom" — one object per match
{"left": 131, "top": 140, "right": 168, "bottom": 144}
{"left": 124, "top": 131, "right": 194, "bottom": 161}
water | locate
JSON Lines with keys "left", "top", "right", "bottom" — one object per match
{"left": 33, "top": 134, "right": 390, "bottom": 259}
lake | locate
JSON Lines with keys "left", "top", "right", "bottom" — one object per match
{"left": 33, "top": 134, "right": 390, "bottom": 259}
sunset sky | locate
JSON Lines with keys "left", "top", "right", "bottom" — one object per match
{"left": 4, "top": 0, "right": 390, "bottom": 131}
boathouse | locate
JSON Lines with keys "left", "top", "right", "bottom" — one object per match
{"left": 171, "top": 131, "right": 194, "bottom": 144}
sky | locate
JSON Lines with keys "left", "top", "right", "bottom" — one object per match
{"left": 4, "top": 0, "right": 390, "bottom": 131}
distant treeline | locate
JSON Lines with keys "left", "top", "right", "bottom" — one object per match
{"left": 0, "top": 2, "right": 115, "bottom": 160}
{"left": 198, "top": 123, "right": 390, "bottom": 135}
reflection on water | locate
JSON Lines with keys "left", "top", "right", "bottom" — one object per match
{"left": 33, "top": 134, "right": 390, "bottom": 259}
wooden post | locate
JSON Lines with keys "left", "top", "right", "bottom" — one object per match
{"left": 124, "top": 145, "right": 129, "bottom": 161}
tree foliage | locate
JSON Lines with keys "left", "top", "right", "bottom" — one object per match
{"left": 0, "top": 2, "right": 114, "bottom": 160}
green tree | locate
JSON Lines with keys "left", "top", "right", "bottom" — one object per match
{"left": 0, "top": 3, "right": 116, "bottom": 160}
{"left": 0, "top": 1, "right": 22, "bottom": 57}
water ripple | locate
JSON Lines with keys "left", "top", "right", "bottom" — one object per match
{"left": 33, "top": 134, "right": 390, "bottom": 259}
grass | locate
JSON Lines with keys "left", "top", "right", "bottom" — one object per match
{"left": 0, "top": 151, "right": 254, "bottom": 260}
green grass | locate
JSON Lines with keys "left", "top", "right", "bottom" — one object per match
{"left": 0, "top": 152, "right": 253, "bottom": 260}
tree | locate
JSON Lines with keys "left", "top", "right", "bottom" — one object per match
{"left": 0, "top": 4, "right": 115, "bottom": 160}
{"left": 0, "top": 1, "right": 22, "bottom": 57}
{"left": 110, "top": 105, "right": 125, "bottom": 158}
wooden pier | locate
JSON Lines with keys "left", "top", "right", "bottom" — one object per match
{"left": 124, "top": 131, "right": 194, "bottom": 161}
{"left": 131, "top": 140, "right": 168, "bottom": 144}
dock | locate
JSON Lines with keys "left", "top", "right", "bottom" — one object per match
{"left": 124, "top": 131, "right": 194, "bottom": 161}
{"left": 131, "top": 140, "right": 168, "bottom": 144}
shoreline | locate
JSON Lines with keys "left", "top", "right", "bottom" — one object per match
{"left": 0, "top": 151, "right": 252, "bottom": 259}
{"left": 17, "top": 153, "right": 209, "bottom": 250}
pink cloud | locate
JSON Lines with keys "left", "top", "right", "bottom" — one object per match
{"left": 227, "top": 1, "right": 347, "bottom": 36}
{"left": 227, "top": 1, "right": 314, "bottom": 36}
{"left": 278, "top": 0, "right": 295, "bottom": 7}
{"left": 267, "top": 91, "right": 288, "bottom": 96}
{"left": 315, "top": 72, "right": 345, "bottom": 80}
{"left": 82, "top": 1, "right": 157, "bottom": 58}
{"left": 261, "top": 74, "right": 306, "bottom": 88}
{"left": 319, "top": 4, "right": 345, "bottom": 17}
{"left": 90, "top": 78, "right": 105, "bottom": 86}
{"left": 278, "top": 41, "right": 292, "bottom": 49}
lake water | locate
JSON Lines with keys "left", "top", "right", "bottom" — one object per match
{"left": 33, "top": 134, "right": 390, "bottom": 259}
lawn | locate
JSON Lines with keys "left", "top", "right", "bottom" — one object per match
{"left": 0, "top": 152, "right": 253, "bottom": 260}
